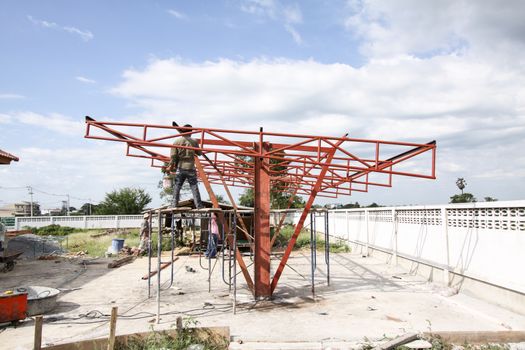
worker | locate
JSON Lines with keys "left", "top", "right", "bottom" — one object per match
{"left": 205, "top": 212, "right": 220, "bottom": 259}
{"left": 137, "top": 213, "right": 150, "bottom": 255}
{"left": 168, "top": 124, "right": 204, "bottom": 209}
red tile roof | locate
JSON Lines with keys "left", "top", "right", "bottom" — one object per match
{"left": 0, "top": 149, "right": 19, "bottom": 163}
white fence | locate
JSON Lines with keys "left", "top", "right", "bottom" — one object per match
{"left": 282, "top": 200, "right": 525, "bottom": 295}
{"left": 15, "top": 215, "right": 147, "bottom": 230}
{"left": 13, "top": 201, "right": 525, "bottom": 295}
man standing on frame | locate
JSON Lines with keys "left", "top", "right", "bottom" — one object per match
{"left": 168, "top": 124, "right": 204, "bottom": 209}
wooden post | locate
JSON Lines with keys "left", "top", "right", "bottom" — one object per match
{"left": 34, "top": 315, "right": 43, "bottom": 350}
{"left": 107, "top": 306, "right": 118, "bottom": 350}
{"left": 176, "top": 316, "right": 183, "bottom": 331}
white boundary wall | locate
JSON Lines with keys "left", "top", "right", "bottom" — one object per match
{"left": 15, "top": 215, "right": 150, "bottom": 230}
{"left": 15, "top": 201, "right": 525, "bottom": 295}
{"left": 284, "top": 200, "right": 525, "bottom": 295}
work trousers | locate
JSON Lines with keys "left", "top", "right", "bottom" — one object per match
{"left": 205, "top": 234, "right": 219, "bottom": 258}
{"left": 172, "top": 168, "right": 203, "bottom": 208}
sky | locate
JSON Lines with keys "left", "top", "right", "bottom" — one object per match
{"left": 1, "top": 0, "right": 524, "bottom": 211}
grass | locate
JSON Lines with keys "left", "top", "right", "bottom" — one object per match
{"left": 67, "top": 228, "right": 141, "bottom": 257}
{"left": 116, "top": 318, "right": 229, "bottom": 350}
{"left": 273, "top": 224, "right": 351, "bottom": 253}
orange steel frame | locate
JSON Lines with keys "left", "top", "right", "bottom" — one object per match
{"left": 84, "top": 117, "right": 437, "bottom": 298}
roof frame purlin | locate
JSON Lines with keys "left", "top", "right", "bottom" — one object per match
{"left": 85, "top": 117, "right": 436, "bottom": 198}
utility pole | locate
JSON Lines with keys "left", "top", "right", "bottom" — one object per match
{"left": 88, "top": 198, "right": 92, "bottom": 216}
{"left": 67, "top": 194, "right": 70, "bottom": 216}
{"left": 27, "top": 186, "right": 34, "bottom": 217}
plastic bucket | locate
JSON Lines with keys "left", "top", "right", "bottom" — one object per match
{"left": 111, "top": 239, "right": 125, "bottom": 253}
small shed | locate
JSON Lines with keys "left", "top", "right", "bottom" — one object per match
{"left": 0, "top": 149, "right": 19, "bottom": 165}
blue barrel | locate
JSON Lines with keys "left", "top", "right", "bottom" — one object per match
{"left": 111, "top": 239, "right": 125, "bottom": 253}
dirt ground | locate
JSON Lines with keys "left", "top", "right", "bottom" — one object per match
{"left": 1, "top": 251, "right": 525, "bottom": 350}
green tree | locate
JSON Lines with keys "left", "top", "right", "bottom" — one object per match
{"left": 484, "top": 196, "right": 498, "bottom": 202}
{"left": 157, "top": 177, "right": 191, "bottom": 205}
{"left": 207, "top": 194, "right": 229, "bottom": 204}
{"left": 342, "top": 202, "right": 360, "bottom": 209}
{"left": 450, "top": 193, "right": 476, "bottom": 203}
{"left": 95, "top": 187, "right": 152, "bottom": 215}
{"left": 238, "top": 187, "right": 305, "bottom": 209}
{"left": 78, "top": 202, "right": 97, "bottom": 215}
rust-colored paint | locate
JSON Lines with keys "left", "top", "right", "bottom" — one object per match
{"left": 84, "top": 117, "right": 437, "bottom": 295}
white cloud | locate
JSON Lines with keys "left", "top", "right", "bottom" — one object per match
{"left": 240, "top": 0, "right": 277, "bottom": 17}
{"left": 0, "top": 114, "right": 12, "bottom": 124}
{"left": 109, "top": 50, "right": 525, "bottom": 202}
{"left": 0, "top": 94, "right": 25, "bottom": 99}
{"left": 76, "top": 76, "right": 96, "bottom": 84}
{"left": 239, "top": 0, "right": 303, "bottom": 44}
{"left": 284, "top": 24, "right": 302, "bottom": 45}
{"left": 0, "top": 144, "right": 163, "bottom": 207}
{"left": 167, "top": 9, "right": 188, "bottom": 20}
{"left": 344, "top": 0, "right": 525, "bottom": 64}
{"left": 27, "top": 15, "right": 93, "bottom": 42}
{"left": 3, "top": 111, "right": 83, "bottom": 136}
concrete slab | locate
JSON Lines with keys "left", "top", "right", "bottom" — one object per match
{"left": 1, "top": 252, "right": 524, "bottom": 349}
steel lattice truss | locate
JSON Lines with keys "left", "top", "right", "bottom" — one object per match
{"left": 85, "top": 117, "right": 437, "bottom": 297}
{"left": 84, "top": 117, "right": 436, "bottom": 198}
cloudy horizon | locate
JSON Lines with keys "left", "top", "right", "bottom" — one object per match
{"left": 1, "top": 0, "right": 524, "bottom": 210}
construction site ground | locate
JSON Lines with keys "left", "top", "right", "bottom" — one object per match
{"left": 1, "top": 251, "right": 525, "bottom": 350}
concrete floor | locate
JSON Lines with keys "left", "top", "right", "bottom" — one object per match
{"left": 1, "top": 251, "right": 525, "bottom": 350}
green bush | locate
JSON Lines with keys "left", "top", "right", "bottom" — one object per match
{"left": 27, "top": 224, "right": 76, "bottom": 236}
{"left": 117, "top": 319, "right": 228, "bottom": 350}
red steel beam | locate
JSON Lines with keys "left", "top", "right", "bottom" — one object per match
{"left": 254, "top": 140, "right": 272, "bottom": 298}
{"left": 270, "top": 136, "right": 346, "bottom": 293}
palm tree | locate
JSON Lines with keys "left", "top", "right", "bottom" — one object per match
{"left": 456, "top": 178, "right": 466, "bottom": 194}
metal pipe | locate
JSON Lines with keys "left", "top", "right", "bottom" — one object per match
{"left": 156, "top": 210, "right": 162, "bottom": 324}
{"left": 147, "top": 211, "right": 153, "bottom": 298}
{"left": 313, "top": 212, "right": 317, "bottom": 270}
{"left": 233, "top": 211, "right": 237, "bottom": 314}
{"left": 325, "top": 211, "right": 330, "bottom": 286}
{"left": 208, "top": 213, "right": 212, "bottom": 293}
{"left": 310, "top": 212, "right": 315, "bottom": 297}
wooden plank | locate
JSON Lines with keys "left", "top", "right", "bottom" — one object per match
{"left": 374, "top": 333, "right": 418, "bottom": 350}
{"left": 107, "top": 307, "right": 118, "bottom": 350}
{"left": 141, "top": 257, "right": 179, "bottom": 280}
{"left": 34, "top": 315, "right": 44, "bottom": 350}
{"left": 107, "top": 256, "right": 135, "bottom": 269}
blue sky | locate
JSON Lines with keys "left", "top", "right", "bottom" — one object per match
{"left": 1, "top": 0, "right": 525, "bottom": 211}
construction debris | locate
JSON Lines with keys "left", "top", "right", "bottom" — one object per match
{"left": 404, "top": 339, "right": 433, "bottom": 349}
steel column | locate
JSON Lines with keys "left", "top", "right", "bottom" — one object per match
{"left": 254, "top": 142, "right": 272, "bottom": 298}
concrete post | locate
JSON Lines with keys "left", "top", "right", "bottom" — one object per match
{"left": 441, "top": 207, "right": 450, "bottom": 286}
{"left": 365, "top": 209, "right": 369, "bottom": 256}
{"left": 346, "top": 210, "right": 350, "bottom": 242}
{"left": 84, "top": 216, "right": 87, "bottom": 229}
{"left": 392, "top": 208, "right": 398, "bottom": 265}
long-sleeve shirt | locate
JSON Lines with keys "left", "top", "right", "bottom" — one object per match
{"left": 210, "top": 216, "right": 219, "bottom": 236}
{"left": 170, "top": 136, "right": 202, "bottom": 170}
